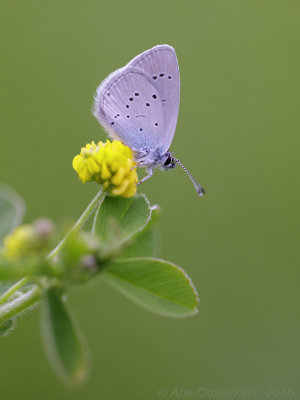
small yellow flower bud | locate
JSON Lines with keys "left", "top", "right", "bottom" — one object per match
{"left": 3, "top": 218, "right": 55, "bottom": 260}
{"left": 72, "top": 140, "right": 138, "bottom": 198}
{"left": 3, "top": 225, "right": 38, "bottom": 259}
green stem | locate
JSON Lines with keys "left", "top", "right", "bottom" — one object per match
{"left": 0, "top": 285, "right": 41, "bottom": 324}
{"left": 47, "top": 188, "right": 106, "bottom": 261}
{"left": 0, "top": 190, "right": 106, "bottom": 323}
{"left": 0, "top": 277, "right": 30, "bottom": 305}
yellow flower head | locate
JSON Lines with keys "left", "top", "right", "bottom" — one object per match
{"left": 72, "top": 140, "right": 138, "bottom": 198}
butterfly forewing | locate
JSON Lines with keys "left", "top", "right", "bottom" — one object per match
{"left": 128, "top": 45, "right": 180, "bottom": 153}
{"left": 94, "top": 68, "right": 165, "bottom": 154}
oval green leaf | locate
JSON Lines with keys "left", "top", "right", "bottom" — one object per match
{"left": 118, "top": 205, "right": 161, "bottom": 259}
{"left": 0, "top": 185, "right": 25, "bottom": 242}
{"left": 93, "top": 194, "right": 151, "bottom": 244}
{"left": 102, "top": 257, "right": 199, "bottom": 318}
{"left": 41, "top": 288, "right": 89, "bottom": 386}
{"left": 118, "top": 228, "right": 155, "bottom": 259}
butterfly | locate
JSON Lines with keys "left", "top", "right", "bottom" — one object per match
{"left": 93, "top": 44, "right": 205, "bottom": 196}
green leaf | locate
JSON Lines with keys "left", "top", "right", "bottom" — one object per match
{"left": 41, "top": 288, "right": 89, "bottom": 386}
{"left": 102, "top": 257, "right": 199, "bottom": 318}
{"left": 118, "top": 228, "right": 155, "bottom": 259}
{"left": 118, "top": 205, "right": 161, "bottom": 259}
{"left": 93, "top": 194, "right": 151, "bottom": 244}
{"left": 0, "top": 185, "right": 25, "bottom": 242}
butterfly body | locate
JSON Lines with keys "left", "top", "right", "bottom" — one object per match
{"left": 93, "top": 44, "right": 205, "bottom": 195}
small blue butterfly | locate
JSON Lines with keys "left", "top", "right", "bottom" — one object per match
{"left": 93, "top": 44, "right": 205, "bottom": 196}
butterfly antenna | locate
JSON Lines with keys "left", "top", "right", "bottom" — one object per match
{"left": 173, "top": 158, "right": 205, "bottom": 197}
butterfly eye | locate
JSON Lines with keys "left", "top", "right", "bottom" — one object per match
{"left": 164, "top": 156, "right": 172, "bottom": 166}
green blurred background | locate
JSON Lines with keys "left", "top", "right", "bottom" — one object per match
{"left": 1, "top": 0, "right": 299, "bottom": 398}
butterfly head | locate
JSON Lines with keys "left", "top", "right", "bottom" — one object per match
{"left": 162, "top": 153, "right": 177, "bottom": 170}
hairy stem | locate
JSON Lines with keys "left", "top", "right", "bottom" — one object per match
{"left": 47, "top": 188, "right": 105, "bottom": 261}
{"left": 0, "top": 277, "right": 30, "bottom": 306}
{"left": 0, "top": 285, "right": 41, "bottom": 324}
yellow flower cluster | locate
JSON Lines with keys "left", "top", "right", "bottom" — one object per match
{"left": 72, "top": 140, "right": 138, "bottom": 198}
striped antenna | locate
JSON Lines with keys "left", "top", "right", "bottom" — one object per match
{"left": 174, "top": 158, "right": 205, "bottom": 197}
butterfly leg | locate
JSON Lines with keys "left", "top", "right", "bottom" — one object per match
{"left": 137, "top": 168, "right": 153, "bottom": 185}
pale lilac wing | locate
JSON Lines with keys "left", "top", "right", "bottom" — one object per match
{"left": 93, "top": 67, "right": 165, "bottom": 154}
{"left": 128, "top": 44, "right": 180, "bottom": 153}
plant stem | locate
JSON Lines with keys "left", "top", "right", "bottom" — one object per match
{"left": 47, "top": 188, "right": 106, "bottom": 261}
{"left": 0, "top": 190, "right": 106, "bottom": 323}
{"left": 0, "top": 285, "right": 41, "bottom": 324}
{"left": 0, "top": 277, "right": 30, "bottom": 305}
